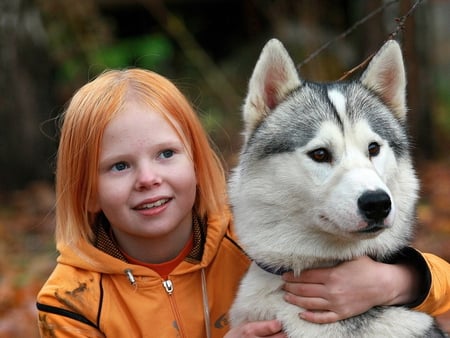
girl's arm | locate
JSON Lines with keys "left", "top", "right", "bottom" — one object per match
{"left": 37, "top": 307, "right": 104, "bottom": 337}
{"left": 414, "top": 252, "right": 450, "bottom": 316}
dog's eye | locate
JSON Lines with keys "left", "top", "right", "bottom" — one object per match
{"left": 308, "top": 148, "right": 332, "bottom": 163}
{"left": 368, "top": 142, "right": 380, "bottom": 157}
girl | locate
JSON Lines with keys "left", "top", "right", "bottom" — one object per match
{"left": 37, "top": 69, "right": 450, "bottom": 337}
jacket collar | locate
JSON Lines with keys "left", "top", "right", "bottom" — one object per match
{"left": 94, "top": 213, "right": 207, "bottom": 264}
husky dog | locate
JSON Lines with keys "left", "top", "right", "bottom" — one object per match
{"left": 228, "top": 39, "right": 445, "bottom": 337}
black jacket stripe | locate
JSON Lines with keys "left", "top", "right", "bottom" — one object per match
{"left": 36, "top": 302, "right": 99, "bottom": 329}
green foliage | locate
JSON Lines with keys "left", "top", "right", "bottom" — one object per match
{"left": 57, "top": 34, "right": 174, "bottom": 81}
{"left": 200, "top": 108, "right": 225, "bottom": 134}
{"left": 59, "top": 58, "right": 84, "bottom": 82}
{"left": 89, "top": 34, "right": 174, "bottom": 72}
{"left": 436, "top": 74, "right": 450, "bottom": 133}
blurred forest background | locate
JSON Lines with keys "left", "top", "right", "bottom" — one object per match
{"left": 0, "top": 0, "right": 449, "bottom": 336}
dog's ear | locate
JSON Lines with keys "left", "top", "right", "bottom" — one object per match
{"left": 243, "top": 39, "right": 302, "bottom": 135}
{"left": 360, "top": 40, "right": 407, "bottom": 121}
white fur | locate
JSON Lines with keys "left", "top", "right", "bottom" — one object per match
{"left": 327, "top": 89, "right": 347, "bottom": 118}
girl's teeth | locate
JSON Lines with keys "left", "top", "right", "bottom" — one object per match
{"left": 140, "top": 199, "right": 168, "bottom": 209}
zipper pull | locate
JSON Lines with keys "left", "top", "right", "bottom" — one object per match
{"left": 124, "top": 269, "right": 136, "bottom": 287}
{"left": 162, "top": 279, "right": 174, "bottom": 295}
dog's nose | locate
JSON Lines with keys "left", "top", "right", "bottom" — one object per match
{"left": 358, "top": 190, "right": 392, "bottom": 222}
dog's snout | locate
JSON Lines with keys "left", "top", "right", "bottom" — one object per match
{"left": 358, "top": 190, "right": 391, "bottom": 222}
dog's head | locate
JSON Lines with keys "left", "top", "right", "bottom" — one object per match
{"left": 229, "top": 39, "right": 419, "bottom": 265}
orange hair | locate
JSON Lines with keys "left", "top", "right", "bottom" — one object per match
{"left": 55, "top": 69, "right": 228, "bottom": 246}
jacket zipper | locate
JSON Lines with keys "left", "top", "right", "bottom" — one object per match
{"left": 163, "top": 279, "right": 186, "bottom": 337}
{"left": 162, "top": 279, "right": 174, "bottom": 294}
{"left": 124, "top": 269, "right": 136, "bottom": 287}
{"left": 124, "top": 270, "right": 210, "bottom": 337}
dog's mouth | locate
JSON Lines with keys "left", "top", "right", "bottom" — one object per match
{"left": 319, "top": 216, "right": 387, "bottom": 238}
{"left": 357, "top": 224, "right": 386, "bottom": 234}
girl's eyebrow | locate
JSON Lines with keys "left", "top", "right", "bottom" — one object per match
{"left": 99, "top": 140, "right": 185, "bottom": 160}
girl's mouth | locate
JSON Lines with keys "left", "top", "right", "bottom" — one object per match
{"left": 135, "top": 198, "right": 170, "bottom": 210}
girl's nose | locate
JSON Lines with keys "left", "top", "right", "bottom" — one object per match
{"left": 135, "top": 165, "right": 162, "bottom": 190}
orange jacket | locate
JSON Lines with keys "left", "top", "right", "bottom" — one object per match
{"left": 416, "top": 252, "right": 450, "bottom": 316}
{"left": 37, "top": 212, "right": 250, "bottom": 338}
{"left": 37, "top": 213, "right": 450, "bottom": 337}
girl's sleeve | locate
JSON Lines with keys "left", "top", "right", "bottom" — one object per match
{"left": 37, "top": 304, "right": 105, "bottom": 338}
{"left": 38, "top": 309, "right": 105, "bottom": 338}
{"left": 413, "top": 251, "right": 450, "bottom": 316}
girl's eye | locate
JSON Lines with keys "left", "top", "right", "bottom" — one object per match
{"left": 112, "top": 162, "right": 129, "bottom": 172}
{"left": 159, "top": 149, "right": 174, "bottom": 159}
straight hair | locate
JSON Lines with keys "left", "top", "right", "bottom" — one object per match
{"left": 55, "top": 69, "right": 228, "bottom": 246}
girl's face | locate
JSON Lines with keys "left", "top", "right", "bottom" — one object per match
{"left": 95, "top": 100, "right": 197, "bottom": 262}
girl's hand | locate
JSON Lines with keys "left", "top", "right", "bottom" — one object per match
{"left": 282, "top": 256, "right": 420, "bottom": 323}
{"left": 225, "top": 320, "right": 287, "bottom": 338}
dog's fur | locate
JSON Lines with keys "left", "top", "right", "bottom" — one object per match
{"left": 228, "top": 39, "right": 445, "bottom": 337}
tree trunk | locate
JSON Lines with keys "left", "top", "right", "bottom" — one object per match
{"left": 0, "top": 0, "right": 56, "bottom": 191}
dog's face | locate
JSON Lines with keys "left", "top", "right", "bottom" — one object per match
{"left": 229, "top": 39, "right": 419, "bottom": 263}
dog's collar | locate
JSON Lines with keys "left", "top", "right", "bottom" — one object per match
{"left": 254, "top": 260, "right": 291, "bottom": 275}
